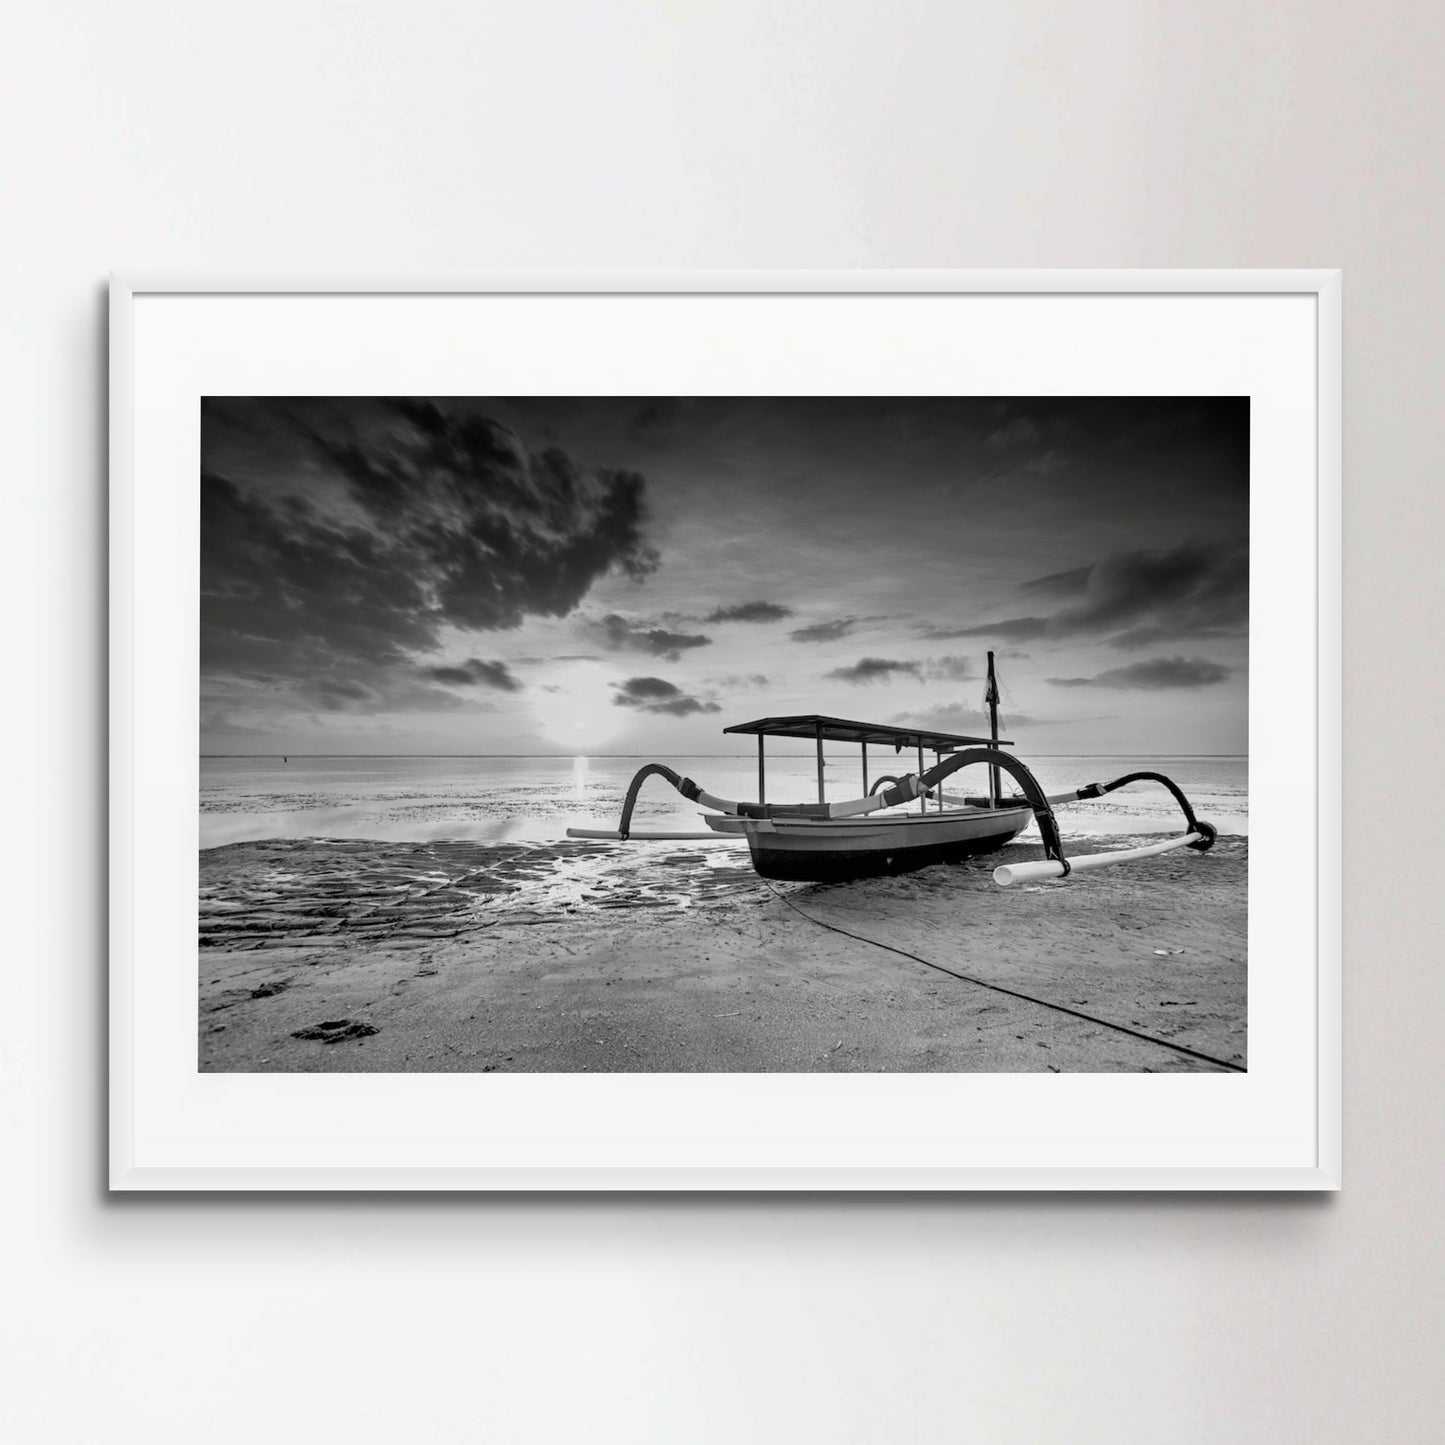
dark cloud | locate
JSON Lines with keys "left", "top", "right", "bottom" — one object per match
{"left": 583, "top": 612, "right": 712, "bottom": 662}
{"left": 420, "top": 658, "right": 521, "bottom": 691}
{"left": 939, "top": 542, "right": 1247, "bottom": 649}
{"left": 828, "top": 655, "right": 973, "bottom": 685}
{"left": 201, "top": 398, "right": 660, "bottom": 712}
{"left": 827, "top": 657, "right": 923, "bottom": 685}
{"left": 611, "top": 676, "right": 722, "bottom": 717}
{"left": 655, "top": 697, "right": 720, "bottom": 717}
{"left": 1047, "top": 656, "right": 1232, "bottom": 690}
{"left": 790, "top": 617, "right": 860, "bottom": 644}
{"left": 704, "top": 601, "right": 793, "bottom": 624}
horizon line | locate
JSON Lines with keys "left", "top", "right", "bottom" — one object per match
{"left": 200, "top": 751, "right": 1250, "bottom": 760}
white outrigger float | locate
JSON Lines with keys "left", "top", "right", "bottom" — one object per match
{"left": 567, "top": 653, "right": 1217, "bottom": 887}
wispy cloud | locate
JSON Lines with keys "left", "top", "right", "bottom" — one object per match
{"left": 704, "top": 601, "right": 793, "bottom": 624}
{"left": 827, "top": 654, "right": 974, "bottom": 685}
{"left": 790, "top": 617, "right": 861, "bottom": 644}
{"left": 938, "top": 542, "right": 1246, "bottom": 650}
{"left": 582, "top": 612, "right": 712, "bottom": 663}
{"left": 928, "top": 655, "right": 974, "bottom": 681}
{"left": 922, "top": 617, "right": 1049, "bottom": 642}
{"left": 1047, "top": 656, "right": 1232, "bottom": 690}
{"left": 709, "top": 673, "right": 770, "bottom": 688}
{"left": 890, "top": 701, "right": 1035, "bottom": 732}
{"left": 985, "top": 415, "right": 1043, "bottom": 451}
{"left": 420, "top": 658, "right": 521, "bottom": 691}
{"left": 611, "top": 676, "right": 722, "bottom": 717}
{"left": 287, "top": 674, "right": 500, "bottom": 715}
{"left": 827, "top": 657, "right": 923, "bottom": 685}
{"left": 1019, "top": 565, "right": 1092, "bottom": 598}
{"left": 982, "top": 412, "right": 1070, "bottom": 476}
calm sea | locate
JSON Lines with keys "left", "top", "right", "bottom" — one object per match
{"left": 200, "top": 753, "right": 1247, "bottom": 851}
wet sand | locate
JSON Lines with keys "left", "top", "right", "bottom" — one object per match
{"left": 199, "top": 834, "right": 1247, "bottom": 1073}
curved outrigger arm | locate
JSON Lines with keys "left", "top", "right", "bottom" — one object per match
{"left": 911, "top": 747, "right": 1071, "bottom": 866}
{"left": 936, "top": 765, "right": 1221, "bottom": 887}
{"left": 937, "top": 769, "right": 1216, "bottom": 837}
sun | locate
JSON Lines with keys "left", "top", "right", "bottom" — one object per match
{"left": 532, "top": 662, "right": 630, "bottom": 753}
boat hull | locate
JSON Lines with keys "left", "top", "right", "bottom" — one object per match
{"left": 705, "top": 807, "right": 1033, "bottom": 883}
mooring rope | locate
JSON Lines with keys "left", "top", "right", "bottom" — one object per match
{"left": 762, "top": 880, "right": 1246, "bottom": 1074}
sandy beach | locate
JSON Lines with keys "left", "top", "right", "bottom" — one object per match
{"left": 200, "top": 833, "right": 1246, "bottom": 1073}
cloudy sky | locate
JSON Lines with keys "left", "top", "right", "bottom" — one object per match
{"left": 201, "top": 396, "right": 1247, "bottom": 757}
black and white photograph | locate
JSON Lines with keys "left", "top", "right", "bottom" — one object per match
{"left": 200, "top": 394, "right": 1248, "bottom": 1073}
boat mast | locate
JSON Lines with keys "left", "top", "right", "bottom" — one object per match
{"left": 986, "top": 650, "right": 1001, "bottom": 807}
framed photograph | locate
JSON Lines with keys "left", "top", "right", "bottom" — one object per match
{"left": 110, "top": 271, "right": 1340, "bottom": 1190}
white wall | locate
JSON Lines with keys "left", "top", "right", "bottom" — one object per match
{"left": 6, "top": 2, "right": 1441, "bottom": 1440}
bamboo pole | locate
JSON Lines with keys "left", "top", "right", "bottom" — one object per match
{"left": 566, "top": 828, "right": 739, "bottom": 842}
{"left": 993, "top": 832, "right": 1204, "bottom": 886}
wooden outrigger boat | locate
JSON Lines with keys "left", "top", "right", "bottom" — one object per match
{"left": 567, "top": 653, "right": 1217, "bottom": 887}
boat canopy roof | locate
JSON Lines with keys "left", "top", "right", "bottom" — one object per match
{"left": 723, "top": 713, "right": 1011, "bottom": 752}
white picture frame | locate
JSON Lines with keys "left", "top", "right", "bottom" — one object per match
{"left": 110, "top": 270, "right": 1341, "bottom": 1190}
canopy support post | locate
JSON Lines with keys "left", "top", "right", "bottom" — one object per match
{"left": 757, "top": 733, "right": 766, "bottom": 804}
{"left": 861, "top": 739, "right": 868, "bottom": 796}
{"left": 917, "top": 742, "right": 926, "bottom": 814}
{"left": 815, "top": 721, "right": 825, "bottom": 804}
